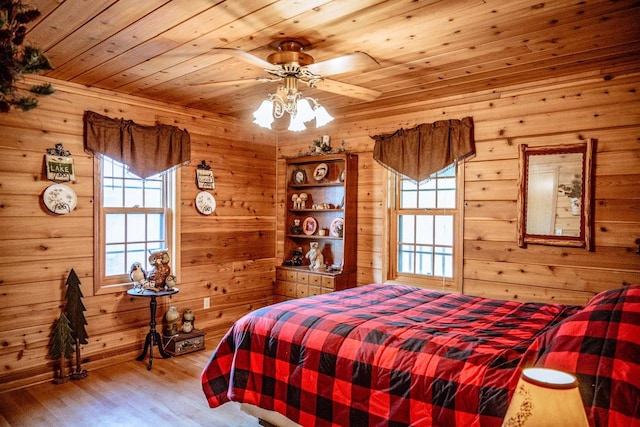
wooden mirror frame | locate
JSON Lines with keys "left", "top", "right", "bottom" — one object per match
{"left": 517, "top": 139, "right": 595, "bottom": 250}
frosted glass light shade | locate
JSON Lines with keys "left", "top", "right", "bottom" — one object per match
{"left": 502, "top": 368, "right": 588, "bottom": 427}
{"left": 296, "top": 98, "right": 315, "bottom": 123}
{"left": 252, "top": 100, "right": 274, "bottom": 129}
{"left": 288, "top": 114, "right": 306, "bottom": 132}
{"left": 252, "top": 93, "right": 333, "bottom": 130}
{"left": 314, "top": 105, "right": 334, "bottom": 127}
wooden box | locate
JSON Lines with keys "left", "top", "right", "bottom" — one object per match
{"left": 163, "top": 329, "right": 205, "bottom": 356}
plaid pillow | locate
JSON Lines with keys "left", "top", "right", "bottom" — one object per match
{"left": 532, "top": 285, "right": 640, "bottom": 426}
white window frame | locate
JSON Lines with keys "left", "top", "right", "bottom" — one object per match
{"left": 93, "top": 156, "right": 179, "bottom": 295}
{"left": 384, "top": 162, "right": 464, "bottom": 292}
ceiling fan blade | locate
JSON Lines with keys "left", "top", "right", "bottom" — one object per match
{"left": 313, "top": 78, "right": 381, "bottom": 101}
{"left": 212, "top": 47, "right": 277, "bottom": 70}
{"left": 305, "top": 52, "right": 379, "bottom": 77}
{"left": 189, "top": 77, "right": 273, "bottom": 87}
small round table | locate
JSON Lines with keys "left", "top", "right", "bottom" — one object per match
{"left": 127, "top": 287, "right": 179, "bottom": 370}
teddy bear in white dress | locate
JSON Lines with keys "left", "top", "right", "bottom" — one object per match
{"left": 305, "top": 242, "right": 324, "bottom": 271}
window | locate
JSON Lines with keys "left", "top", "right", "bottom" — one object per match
{"left": 94, "top": 156, "right": 176, "bottom": 294}
{"left": 387, "top": 163, "right": 463, "bottom": 290}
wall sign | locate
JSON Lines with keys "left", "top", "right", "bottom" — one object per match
{"left": 45, "top": 144, "right": 76, "bottom": 182}
{"left": 196, "top": 160, "right": 215, "bottom": 190}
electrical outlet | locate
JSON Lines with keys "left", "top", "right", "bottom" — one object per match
{"left": 203, "top": 297, "right": 210, "bottom": 309}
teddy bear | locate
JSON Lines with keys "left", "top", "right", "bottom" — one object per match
{"left": 305, "top": 242, "right": 324, "bottom": 271}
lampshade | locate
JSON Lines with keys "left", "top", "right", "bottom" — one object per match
{"left": 502, "top": 368, "right": 588, "bottom": 427}
{"left": 287, "top": 114, "right": 306, "bottom": 132}
{"left": 251, "top": 86, "right": 333, "bottom": 130}
{"left": 252, "top": 99, "right": 274, "bottom": 129}
{"left": 296, "top": 98, "right": 315, "bottom": 123}
{"left": 314, "top": 104, "right": 334, "bottom": 127}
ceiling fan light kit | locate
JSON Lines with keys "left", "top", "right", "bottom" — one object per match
{"left": 252, "top": 74, "right": 334, "bottom": 131}
{"left": 205, "top": 38, "right": 379, "bottom": 132}
{"left": 252, "top": 91, "right": 334, "bottom": 131}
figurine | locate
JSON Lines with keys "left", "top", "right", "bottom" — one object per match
{"left": 183, "top": 308, "right": 195, "bottom": 329}
{"left": 165, "top": 274, "right": 177, "bottom": 289}
{"left": 291, "top": 247, "right": 304, "bottom": 266}
{"left": 129, "top": 262, "right": 147, "bottom": 292}
{"left": 305, "top": 242, "right": 324, "bottom": 271}
{"left": 299, "top": 193, "right": 308, "bottom": 209}
{"left": 182, "top": 319, "right": 193, "bottom": 333}
{"left": 283, "top": 247, "right": 304, "bottom": 266}
{"left": 147, "top": 249, "right": 171, "bottom": 290}
{"left": 163, "top": 306, "right": 180, "bottom": 336}
{"left": 291, "top": 218, "right": 303, "bottom": 235}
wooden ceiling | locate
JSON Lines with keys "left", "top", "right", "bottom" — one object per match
{"left": 26, "top": 0, "right": 640, "bottom": 122}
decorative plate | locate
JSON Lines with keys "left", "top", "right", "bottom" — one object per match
{"left": 330, "top": 217, "right": 344, "bottom": 237}
{"left": 313, "top": 163, "right": 328, "bottom": 181}
{"left": 292, "top": 168, "right": 306, "bottom": 184}
{"left": 302, "top": 216, "right": 317, "bottom": 235}
{"left": 339, "top": 169, "right": 346, "bottom": 182}
{"left": 195, "top": 191, "right": 216, "bottom": 215}
{"left": 43, "top": 183, "right": 77, "bottom": 215}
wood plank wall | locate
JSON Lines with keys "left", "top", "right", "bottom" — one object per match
{"left": 275, "top": 70, "right": 640, "bottom": 306}
{"left": 1, "top": 68, "right": 638, "bottom": 392}
{"left": 0, "top": 77, "right": 276, "bottom": 392}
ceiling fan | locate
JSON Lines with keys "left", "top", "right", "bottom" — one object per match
{"left": 194, "top": 38, "right": 382, "bottom": 102}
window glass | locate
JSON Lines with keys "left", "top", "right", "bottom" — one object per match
{"left": 400, "top": 180, "right": 418, "bottom": 208}
{"left": 398, "top": 215, "right": 415, "bottom": 243}
{"left": 105, "top": 214, "right": 125, "bottom": 243}
{"left": 105, "top": 243, "right": 125, "bottom": 276}
{"left": 398, "top": 244, "right": 414, "bottom": 274}
{"left": 103, "top": 178, "right": 123, "bottom": 207}
{"left": 391, "top": 165, "right": 457, "bottom": 281}
{"left": 127, "top": 214, "right": 146, "bottom": 242}
{"left": 434, "top": 215, "right": 453, "bottom": 246}
{"left": 415, "top": 215, "right": 434, "bottom": 245}
{"left": 98, "top": 156, "right": 171, "bottom": 289}
{"left": 145, "top": 179, "right": 163, "bottom": 208}
{"left": 124, "top": 179, "right": 144, "bottom": 207}
{"left": 147, "top": 214, "right": 164, "bottom": 241}
{"left": 415, "top": 245, "right": 433, "bottom": 275}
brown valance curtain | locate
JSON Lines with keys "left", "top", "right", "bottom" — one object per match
{"left": 372, "top": 117, "right": 475, "bottom": 182}
{"left": 83, "top": 111, "right": 191, "bottom": 178}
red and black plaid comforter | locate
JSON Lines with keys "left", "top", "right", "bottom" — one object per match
{"left": 202, "top": 283, "right": 582, "bottom": 426}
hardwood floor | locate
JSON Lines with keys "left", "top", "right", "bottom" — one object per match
{"left": 0, "top": 339, "right": 261, "bottom": 427}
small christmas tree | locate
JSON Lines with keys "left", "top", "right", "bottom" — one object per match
{"left": 49, "top": 312, "right": 74, "bottom": 384}
{"left": 64, "top": 269, "right": 89, "bottom": 380}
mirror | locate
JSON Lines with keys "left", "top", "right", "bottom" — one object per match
{"left": 517, "top": 139, "right": 594, "bottom": 250}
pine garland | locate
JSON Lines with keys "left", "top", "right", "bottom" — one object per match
{"left": 0, "top": 0, "right": 53, "bottom": 112}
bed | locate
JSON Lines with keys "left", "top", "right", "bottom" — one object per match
{"left": 201, "top": 283, "right": 640, "bottom": 426}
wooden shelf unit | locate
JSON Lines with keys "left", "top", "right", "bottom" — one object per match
{"left": 276, "top": 152, "right": 358, "bottom": 301}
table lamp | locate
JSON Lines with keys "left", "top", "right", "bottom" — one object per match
{"left": 502, "top": 367, "right": 589, "bottom": 427}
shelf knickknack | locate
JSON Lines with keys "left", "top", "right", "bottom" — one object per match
{"left": 297, "top": 135, "right": 346, "bottom": 157}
